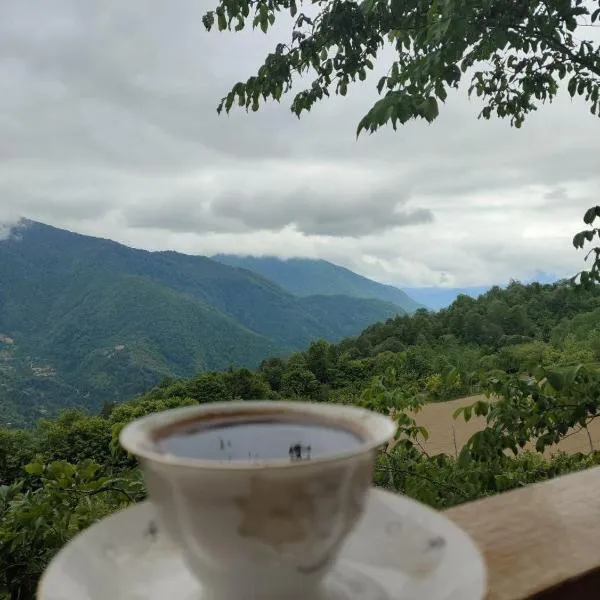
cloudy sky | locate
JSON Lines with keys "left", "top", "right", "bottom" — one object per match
{"left": 1, "top": 0, "right": 599, "bottom": 287}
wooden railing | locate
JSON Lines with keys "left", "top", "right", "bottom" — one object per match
{"left": 444, "top": 466, "right": 600, "bottom": 599}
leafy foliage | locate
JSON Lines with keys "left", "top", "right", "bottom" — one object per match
{"left": 573, "top": 205, "right": 600, "bottom": 285}
{"left": 374, "top": 443, "right": 600, "bottom": 510}
{"left": 203, "top": 0, "right": 600, "bottom": 128}
{"left": 203, "top": 0, "right": 600, "bottom": 283}
{"left": 0, "top": 460, "right": 145, "bottom": 600}
{"left": 456, "top": 363, "right": 600, "bottom": 459}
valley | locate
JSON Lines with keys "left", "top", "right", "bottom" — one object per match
{"left": 0, "top": 220, "right": 415, "bottom": 426}
{"left": 2, "top": 259, "right": 600, "bottom": 600}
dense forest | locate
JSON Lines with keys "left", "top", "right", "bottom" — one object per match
{"left": 2, "top": 279, "right": 600, "bottom": 599}
{"left": 0, "top": 221, "right": 410, "bottom": 427}
{"left": 213, "top": 254, "right": 424, "bottom": 311}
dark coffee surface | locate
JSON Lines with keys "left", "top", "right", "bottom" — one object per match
{"left": 157, "top": 419, "right": 362, "bottom": 461}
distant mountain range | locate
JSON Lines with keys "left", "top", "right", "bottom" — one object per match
{"left": 213, "top": 255, "right": 506, "bottom": 311}
{"left": 403, "top": 271, "right": 559, "bottom": 310}
{"left": 402, "top": 287, "right": 491, "bottom": 311}
{"left": 0, "top": 220, "right": 412, "bottom": 426}
{"left": 213, "top": 255, "right": 424, "bottom": 313}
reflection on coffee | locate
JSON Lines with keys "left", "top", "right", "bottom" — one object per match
{"left": 156, "top": 419, "right": 363, "bottom": 461}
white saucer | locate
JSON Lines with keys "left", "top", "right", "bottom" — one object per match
{"left": 39, "top": 487, "right": 486, "bottom": 600}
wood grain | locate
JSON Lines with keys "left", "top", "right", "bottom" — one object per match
{"left": 444, "top": 466, "right": 600, "bottom": 599}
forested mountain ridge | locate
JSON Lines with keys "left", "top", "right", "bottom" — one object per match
{"left": 401, "top": 286, "right": 490, "bottom": 310}
{"left": 252, "top": 280, "right": 600, "bottom": 408}
{"left": 213, "top": 254, "right": 423, "bottom": 312}
{"left": 341, "top": 280, "right": 600, "bottom": 359}
{"left": 55, "top": 278, "right": 600, "bottom": 423}
{"left": 0, "top": 220, "right": 404, "bottom": 426}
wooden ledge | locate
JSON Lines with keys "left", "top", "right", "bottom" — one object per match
{"left": 444, "top": 466, "right": 600, "bottom": 599}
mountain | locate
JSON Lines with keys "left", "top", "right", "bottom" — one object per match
{"left": 405, "top": 272, "right": 561, "bottom": 310}
{"left": 403, "top": 287, "right": 490, "bottom": 310}
{"left": 0, "top": 220, "right": 404, "bottom": 426}
{"left": 212, "top": 255, "right": 423, "bottom": 313}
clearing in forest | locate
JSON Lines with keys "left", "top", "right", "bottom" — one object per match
{"left": 413, "top": 395, "right": 599, "bottom": 457}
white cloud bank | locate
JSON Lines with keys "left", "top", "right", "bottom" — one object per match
{"left": 0, "top": 0, "right": 598, "bottom": 286}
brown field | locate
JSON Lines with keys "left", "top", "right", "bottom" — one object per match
{"left": 411, "top": 395, "right": 599, "bottom": 457}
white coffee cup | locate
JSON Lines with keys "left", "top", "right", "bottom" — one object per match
{"left": 120, "top": 400, "right": 396, "bottom": 600}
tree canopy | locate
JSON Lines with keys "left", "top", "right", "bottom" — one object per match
{"left": 203, "top": 0, "right": 600, "bottom": 282}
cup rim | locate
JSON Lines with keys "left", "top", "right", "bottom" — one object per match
{"left": 119, "top": 400, "right": 396, "bottom": 471}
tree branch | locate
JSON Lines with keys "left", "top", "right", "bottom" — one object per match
{"left": 377, "top": 457, "right": 470, "bottom": 499}
{"left": 513, "top": 23, "right": 600, "bottom": 78}
{"left": 65, "top": 485, "right": 137, "bottom": 503}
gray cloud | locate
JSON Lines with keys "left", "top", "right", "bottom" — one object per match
{"left": 0, "top": 222, "right": 14, "bottom": 241}
{"left": 120, "top": 182, "right": 433, "bottom": 237}
{"left": 0, "top": 216, "right": 25, "bottom": 241}
{"left": 210, "top": 190, "right": 433, "bottom": 237}
{"left": 0, "top": 0, "right": 599, "bottom": 285}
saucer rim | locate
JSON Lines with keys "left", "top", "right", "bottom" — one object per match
{"left": 119, "top": 400, "right": 397, "bottom": 471}
{"left": 37, "top": 486, "right": 487, "bottom": 600}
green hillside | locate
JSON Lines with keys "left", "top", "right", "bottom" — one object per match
{"left": 3, "top": 279, "right": 600, "bottom": 600}
{"left": 213, "top": 255, "right": 423, "bottom": 312}
{"left": 0, "top": 220, "right": 402, "bottom": 426}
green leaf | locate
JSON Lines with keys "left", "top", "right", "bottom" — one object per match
{"left": 568, "top": 77, "right": 577, "bottom": 98}
{"left": 259, "top": 4, "right": 269, "bottom": 33}
{"left": 546, "top": 370, "right": 564, "bottom": 392}
{"left": 583, "top": 206, "right": 600, "bottom": 225}
{"left": 77, "top": 460, "right": 101, "bottom": 480}
{"left": 24, "top": 463, "right": 44, "bottom": 476}
{"left": 423, "top": 97, "right": 439, "bottom": 121}
{"left": 474, "top": 401, "right": 489, "bottom": 417}
{"left": 224, "top": 93, "right": 234, "bottom": 112}
{"left": 458, "top": 447, "right": 472, "bottom": 467}
{"left": 463, "top": 405, "right": 473, "bottom": 422}
{"left": 435, "top": 83, "right": 447, "bottom": 102}
{"left": 201, "top": 11, "right": 214, "bottom": 31}
{"left": 417, "top": 426, "right": 430, "bottom": 440}
{"left": 564, "top": 364, "right": 583, "bottom": 388}
{"left": 573, "top": 231, "right": 589, "bottom": 248}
